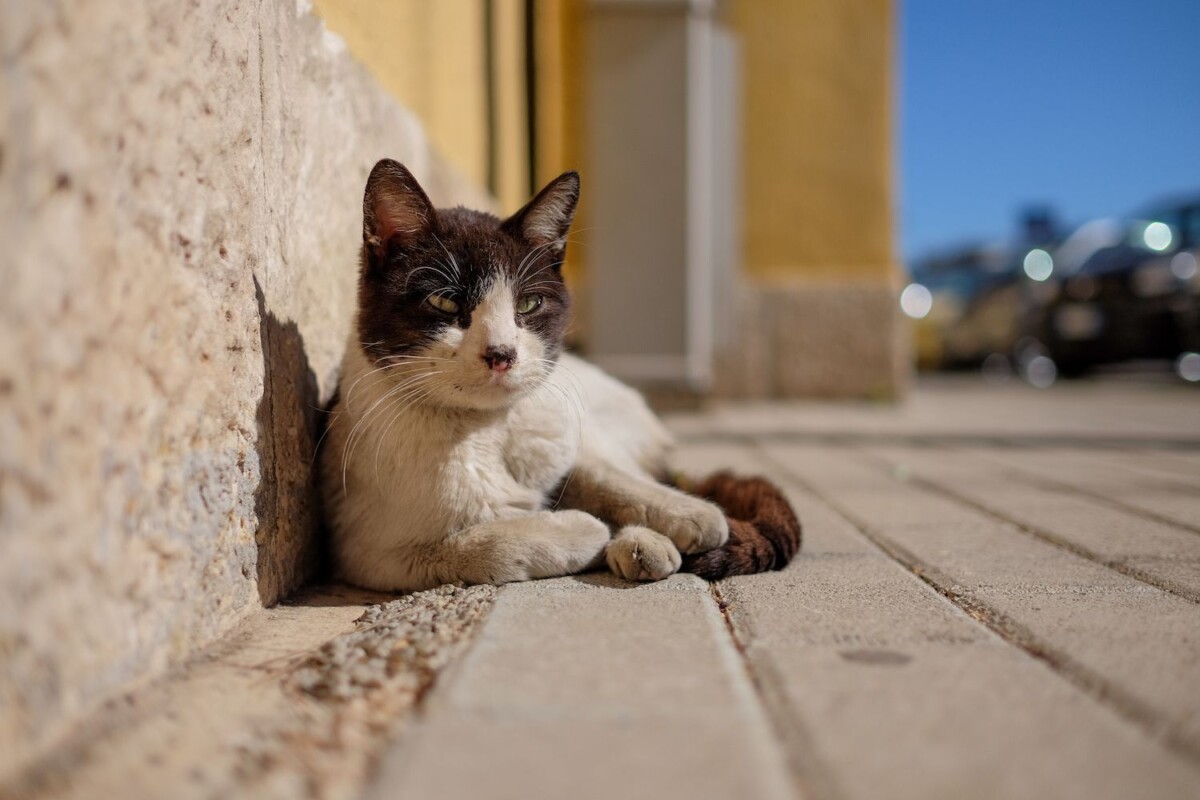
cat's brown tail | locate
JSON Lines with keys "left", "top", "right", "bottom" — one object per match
{"left": 672, "top": 472, "right": 802, "bottom": 580}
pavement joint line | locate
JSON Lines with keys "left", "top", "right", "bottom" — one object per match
{"left": 751, "top": 443, "right": 1200, "bottom": 768}
{"left": 852, "top": 444, "right": 1200, "bottom": 606}
{"left": 972, "top": 448, "right": 1200, "bottom": 538}
{"left": 1082, "top": 451, "right": 1200, "bottom": 493}
{"left": 708, "top": 580, "right": 840, "bottom": 800}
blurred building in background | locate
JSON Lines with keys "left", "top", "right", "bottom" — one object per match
{"left": 314, "top": 0, "right": 903, "bottom": 399}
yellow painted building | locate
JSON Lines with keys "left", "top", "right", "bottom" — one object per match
{"left": 313, "top": 0, "right": 902, "bottom": 398}
{"left": 310, "top": 0, "right": 580, "bottom": 212}
{"left": 732, "top": 0, "right": 895, "bottom": 284}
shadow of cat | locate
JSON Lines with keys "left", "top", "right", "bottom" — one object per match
{"left": 252, "top": 276, "right": 329, "bottom": 606}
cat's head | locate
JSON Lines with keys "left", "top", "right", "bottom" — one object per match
{"left": 356, "top": 159, "right": 579, "bottom": 411}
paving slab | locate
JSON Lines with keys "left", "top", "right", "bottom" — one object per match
{"left": 765, "top": 442, "right": 1200, "bottom": 763}
{"left": 665, "top": 442, "right": 1200, "bottom": 799}
{"left": 1010, "top": 448, "right": 1200, "bottom": 491}
{"left": 1145, "top": 450, "right": 1200, "bottom": 474}
{"left": 366, "top": 574, "right": 795, "bottom": 800}
{"left": 975, "top": 447, "right": 1200, "bottom": 532}
{"left": 1070, "top": 448, "right": 1200, "bottom": 491}
{"left": 866, "top": 445, "right": 1200, "bottom": 600}
{"left": 14, "top": 378, "right": 1200, "bottom": 800}
{"left": 665, "top": 377, "right": 1200, "bottom": 445}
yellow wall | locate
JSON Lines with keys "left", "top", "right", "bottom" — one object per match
{"left": 531, "top": 0, "right": 584, "bottom": 187}
{"left": 530, "top": 0, "right": 586, "bottom": 288}
{"left": 312, "top": 1, "right": 489, "bottom": 189}
{"left": 312, "top": 0, "right": 895, "bottom": 286}
{"left": 731, "top": 0, "right": 896, "bottom": 283}
{"left": 313, "top": 0, "right": 535, "bottom": 212}
{"left": 489, "top": 0, "right": 531, "bottom": 210}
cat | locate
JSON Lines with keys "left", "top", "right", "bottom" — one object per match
{"left": 318, "top": 159, "right": 800, "bottom": 591}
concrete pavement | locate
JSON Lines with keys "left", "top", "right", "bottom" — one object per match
{"left": 7, "top": 375, "right": 1200, "bottom": 800}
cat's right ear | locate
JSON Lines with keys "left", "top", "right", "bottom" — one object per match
{"left": 363, "top": 159, "right": 435, "bottom": 259}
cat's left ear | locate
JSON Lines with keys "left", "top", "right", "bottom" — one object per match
{"left": 503, "top": 171, "right": 580, "bottom": 259}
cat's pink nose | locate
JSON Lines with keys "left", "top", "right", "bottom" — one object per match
{"left": 482, "top": 346, "right": 516, "bottom": 372}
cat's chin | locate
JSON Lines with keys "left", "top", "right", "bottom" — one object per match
{"left": 432, "top": 375, "right": 540, "bottom": 412}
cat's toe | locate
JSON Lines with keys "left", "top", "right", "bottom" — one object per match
{"left": 650, "top": 498, "right": 729, "bottom": 554}
{"left": 606, "top": 526, "right": 681, "bottom": 581}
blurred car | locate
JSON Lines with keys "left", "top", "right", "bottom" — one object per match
{"left": 904, "top": 242, "right": 1022, "bottom": 370}
{"left": 1140, "top": 194, "right": 1200, "bottom": 356}
{"left": 1016, "top": 202, "right": 1198, "bottom": 376}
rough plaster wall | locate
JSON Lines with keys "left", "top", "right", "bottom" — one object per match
{"left": 0, "top": 0, "right": 489, "bottom": 775}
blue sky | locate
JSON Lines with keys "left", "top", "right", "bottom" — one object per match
{"left": 900, "top": 0, "right": 1200, "bottom": 261}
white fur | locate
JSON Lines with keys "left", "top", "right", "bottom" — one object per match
{"left": 320, "top": 283, "right": 727, "bottom": 591}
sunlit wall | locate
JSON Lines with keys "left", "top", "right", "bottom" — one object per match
{"left": 731, "top": 0, "right": 896, "bottom": 283}
{"left": 311, "top": 0, "right": 540, "bottom": 213}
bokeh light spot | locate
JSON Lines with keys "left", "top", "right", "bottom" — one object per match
{"left": 1023, "top": 249, "right": 1054, "bottom": 281}
{"left": 1025, "top": 355, "right": 1058, "bottom": 388}
{"left": 1178, "top": 352, "right": 1200, "bottom": 383}
{"left": 1143, "top": 222, "right": 1173, "bottom": 251}
{"left": 900, "top": 283, "right": 933, "bottom": 319}
{"left": 1170, "top": 252, "right": 1197, "bottom": 280}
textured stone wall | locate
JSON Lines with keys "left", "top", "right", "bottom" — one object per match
{"left": 0, "top": 0, "right": 488, "bottom": 776}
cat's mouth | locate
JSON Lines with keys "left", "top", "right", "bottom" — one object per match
{"left": 483, "top": 368, "right": 522, "bottom": 392}
{"left": 440, "top": 368, "right": 534, "bottom": 411}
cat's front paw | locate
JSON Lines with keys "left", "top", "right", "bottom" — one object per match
{"left": 606, "top": 526, "right": 681, "bottom": 581}
{"left": 553, "top": 509, "right": 611, "bottom": 572}
{"left": 646, "top": 495, "right": 729, "bottom": 554}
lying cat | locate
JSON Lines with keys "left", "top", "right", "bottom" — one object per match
{"left": 318, "top": 160, "right": 800, "bottom": 591}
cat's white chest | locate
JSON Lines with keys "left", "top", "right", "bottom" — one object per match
{"left": 435, "top": 424, "right": 542, "bottom": 521}
{"left": 502, "top": 379, "right": 581, "bottom": 494}
{"left": 410, "top": 385, "right": 578, "bottom": 528}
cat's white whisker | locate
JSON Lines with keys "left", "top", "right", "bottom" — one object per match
{"left": 344, "top": 359, "right": 419, "bottom": 406}
{"left": 371, "top": 374, "right": 446, "bottom": 482}
{"left": 341, "top": 371, "right": 437, "bottom": 492}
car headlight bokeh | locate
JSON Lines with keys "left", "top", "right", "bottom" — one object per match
{"left": 1142, "top": 221, "right": 1173, "bottom": 252}
{"left": 1023, "top": 248, "right": 1054, "bottom": 281}
{"left": 900, "top": 283, "right": 933, "bottom": 319}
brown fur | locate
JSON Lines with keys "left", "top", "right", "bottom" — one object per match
{"left": 674, "top": 472, "right": 802, "bottom": 580}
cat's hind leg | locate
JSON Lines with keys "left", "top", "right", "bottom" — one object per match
{"left": 423, "top": 510, "right": 610, "bottom": 587}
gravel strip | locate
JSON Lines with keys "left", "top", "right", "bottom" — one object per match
{"left": 236, "top": 584, "right": 497, "bottom": 799}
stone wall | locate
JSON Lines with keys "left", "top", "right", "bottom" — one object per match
{"left": 0, "top": 0, "right": 488, "bottom": 776}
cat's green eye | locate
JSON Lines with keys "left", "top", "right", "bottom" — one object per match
{"left": 517, "top": 294, "right": 542, "bottom": 314}
{"left": 427, "top": 294, "right": 460, "bottom": 314}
